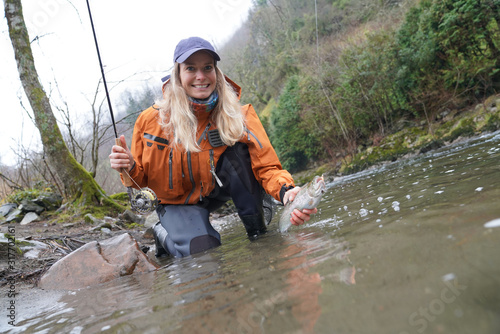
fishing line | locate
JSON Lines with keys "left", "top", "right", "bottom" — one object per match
{"left": 85, "top": 0, "right": 157, "bottom": 214}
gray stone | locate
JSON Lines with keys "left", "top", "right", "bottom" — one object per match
{"left": 91, "top": 222, "right": 112, "bottom": 232}
{"left": 19, "top": 200, "right": 45, "bottom": 214}
{"left": 84, "top": 213, "right": 103, "bottom": 225}
{"left": 0, "top": 234, "right": 46, "bottom": 259}
{"left": 21, "top": 240, "right": 49, "bottom": 259}
{"left": 20, "top": 212, "right": 40, "bottom": 225}
{"left": 5, "top": 209, "right": 23, "bottom": 223}
{"left": 38, "top": 233, "right": 159, "bottom": 290}
{"left": 0, "top": 203, "right": 17, "bottom": 218}
{"left": 144, "top": 212, "right": 159, "bottom": 228}
{"left": 119, "top": 209, "right": 145, "bottom": 224}
{"left": 101, "top": 227, "right": 112, "bottom": 235}
{"left": 33, "top": 193, "right": 63, "bottom": 211}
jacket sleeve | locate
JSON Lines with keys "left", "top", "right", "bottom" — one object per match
{"left": 242, "top": 104, "right": 295, "bottom": 201}
{"left": 119, "top": 108, "right": 151, "bottom": 188}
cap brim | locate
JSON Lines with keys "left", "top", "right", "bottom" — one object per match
{"left": 176, "top": 48, "right": 220, "bottom": 63}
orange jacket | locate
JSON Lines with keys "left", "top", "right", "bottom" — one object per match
{"left": 122, "top": 80, "right": 294, "bottom": 205}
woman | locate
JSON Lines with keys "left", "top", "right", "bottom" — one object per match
{"left": 109, "top": 37, "right": 317, "bottom": 257}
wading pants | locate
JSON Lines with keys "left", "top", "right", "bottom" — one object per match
{"left": 154, "top": 143, "right": 271, "bottom": 258}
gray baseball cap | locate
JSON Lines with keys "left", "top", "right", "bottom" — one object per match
{"left": 173, "top": 37, "right": 221, "bottom": 63}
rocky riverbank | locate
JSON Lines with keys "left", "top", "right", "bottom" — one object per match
{"left": 0, "top": 206, "right": 158, "bottom": 288}
{"left": 0, "top": 199, "right": 236, "bottom": 291}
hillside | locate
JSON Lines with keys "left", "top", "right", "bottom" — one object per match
{"left": 220, "top": 0, "right": 500, "bottom": 173}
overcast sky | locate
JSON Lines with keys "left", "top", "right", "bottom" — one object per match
{"left": 0, "top": 0, "right": 253, "bottom": 166}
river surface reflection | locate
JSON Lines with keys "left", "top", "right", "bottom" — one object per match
{"left": 6, "top": 131, "right": 500, "bottom": 334}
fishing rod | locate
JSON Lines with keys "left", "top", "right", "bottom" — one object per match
{"left": 85, "top": 0, "right": 157, "bottom": 214}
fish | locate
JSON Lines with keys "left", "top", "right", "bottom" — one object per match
{"left": 278, "top": 175, "right": 326, "bottom": 233}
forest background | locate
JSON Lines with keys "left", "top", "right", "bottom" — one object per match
{"left": 1, "top": 0, "right": 499, "bottom": 211}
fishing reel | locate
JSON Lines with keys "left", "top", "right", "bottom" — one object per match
{"left": 127, "top": 187, "right": 158, "bottom": 214}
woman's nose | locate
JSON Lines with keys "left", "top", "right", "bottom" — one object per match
{"left": 195, "top": 70, "right": 205, "bottom": 80}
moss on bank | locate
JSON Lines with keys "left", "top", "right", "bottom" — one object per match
{"left": 338, "top": 95, "right": 500, "bottom": 175}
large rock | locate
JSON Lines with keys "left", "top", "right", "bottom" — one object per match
{"left": 5, "top": 209, "right": 23, "bottom": 223}
{"left": 19, "top": 199, "right": 45, "bottom": 214}
{"left": 33, "top": 193, "right": 63, "bottom": 211}
{"left": 20, "top": 212, "right": 40, "bottom": 225}
{"left": 38, "top": 233, "right": 159, "bottom": 290}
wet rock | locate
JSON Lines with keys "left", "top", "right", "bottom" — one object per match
{"left": 0, "top": 203, "right": 17, "bottom": 218}
{"left": 20, "top": 212, "right": 41, "bottom": 225}
{"left": 38, "top": 233, "right": 159, "bottom": 290}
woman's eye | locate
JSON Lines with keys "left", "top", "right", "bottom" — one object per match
{"left": 186, "top": 66, "right": 195, "bottom": 71}
{"left": 204, "top": 65, "right": 213, "bottom": 71}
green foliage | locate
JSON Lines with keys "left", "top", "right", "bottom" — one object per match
{"left": 396, "top": 0, "right": 500, "bottom": 107}
{"left": 434, "top": 0, "right": 500, "bottom": 93}
{"left": 8, "top": 189, "right": 42, "bottom": 204}
{"left": 396, "top": 1, "right": 439, "bottom": 93}
{"left": 270, "top": 76, "right": 320, "bottom": 172}
{"left": 337, "top": 29, "right": 408, "bottom": 136}
{"left": 6, "top": 181, "right": 55, "bottom": 204}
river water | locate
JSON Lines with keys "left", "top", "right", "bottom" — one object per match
{"left": 6, "top": 132, "right": 500, "bottom": 334}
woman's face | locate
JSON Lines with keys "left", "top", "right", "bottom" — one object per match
{"left": 179, "top": 51, "right": 217, "bottom": 100}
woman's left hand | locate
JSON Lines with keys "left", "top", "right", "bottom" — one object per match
{"left": 283, "top": 187, "right": 319, "bottom": 226}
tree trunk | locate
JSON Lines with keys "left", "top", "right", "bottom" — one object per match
{"left": 4, "top": 0, "right": 124, "bottom": 212}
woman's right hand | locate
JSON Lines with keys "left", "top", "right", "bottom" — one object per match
{"left": 109, "top": 135, "right": 134, "bottom": 172}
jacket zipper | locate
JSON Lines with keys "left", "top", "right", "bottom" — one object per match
{"left": 185, "top": 152, "right": 195, "bottom": 204}
{"left": 209, "top": 149, "right": 223, "bottom": 187}
{"left": 168, "top": 150, "right": 173, "bottom": 189}
{"left": 200, "top": 182, "right": 203, "bottom": 201}
{"left": 197, "top": 123, "right": 211, "bottom": 145}
{"left": 247, "top": 130, "right": 263, "bottom": 148}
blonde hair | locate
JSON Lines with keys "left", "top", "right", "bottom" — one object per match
{"left": 156, "top": 64, "right": 245, "bottom": 152}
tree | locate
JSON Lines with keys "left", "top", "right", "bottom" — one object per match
{"left": 4, "top": 0, "right": 124, "bottom": 212}
{"left": 270, "top": 76, "right": 319, "bottom": 172}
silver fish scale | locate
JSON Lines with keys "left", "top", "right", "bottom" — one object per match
{"left": 278, "top": 176, "right": 325, "bottom": 233}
